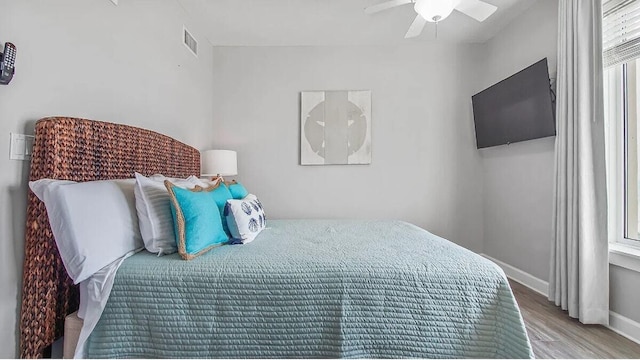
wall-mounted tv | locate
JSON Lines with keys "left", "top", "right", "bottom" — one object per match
{"left": 472, "top": 58, "right": 556, "bottom": 149}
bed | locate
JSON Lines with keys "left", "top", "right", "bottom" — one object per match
{"left": 20, "top": 117, "right": 533, "bottom": 358}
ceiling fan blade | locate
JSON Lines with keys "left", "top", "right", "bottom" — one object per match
{"left": 365, "top": 0, "right": 412, "bottom": 15}
{"left": 455, "top": 0, "right": 497, "bottom": 22}
{"left": 405, "top": 15, "right": 427, "bottom": 39}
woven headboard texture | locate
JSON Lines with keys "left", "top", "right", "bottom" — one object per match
{"left": 20, "top": 117, "right": 200, "bottom": 358}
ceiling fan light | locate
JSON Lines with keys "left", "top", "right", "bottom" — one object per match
{"left": 414, "top": 0, "right": 456, "bottom": 22}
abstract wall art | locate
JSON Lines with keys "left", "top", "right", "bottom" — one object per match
{"left": 300, "top": 90, "right": 371, "bottom": 165}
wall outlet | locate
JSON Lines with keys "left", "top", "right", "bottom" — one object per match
{"left": 10, "top": 133, "right": 34, "bottom": 161}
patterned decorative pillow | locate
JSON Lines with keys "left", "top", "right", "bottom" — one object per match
{"left": 164, "top": 180, "right": 229, "bottom": 260}
{"left": 224, "top": 194, "right": 266, "bottom": 244}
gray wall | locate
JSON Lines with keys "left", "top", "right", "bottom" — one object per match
{"left": 611, "top": 265, "right": 640, "bottom": 322}
{"left": 477, "top": 0, "right": 640, "bottom": 326}
{"left": 477, "top": 0, "right": 558, "bottom": 281}
{"left": 210, "top": 44, "right": 486, "bottom": 252}
{"left": 0, "top": 1, "right": 214, "bottom": 357}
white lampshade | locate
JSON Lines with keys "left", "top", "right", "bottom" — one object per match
{"left": 414, "top": 0, "right": 456, "bottom": 22}
{"left": 201, "top": 150, "right": 238, "bottom": 177}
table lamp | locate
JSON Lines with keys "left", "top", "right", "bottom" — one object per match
{"left": 201, "top": 150, "right": 237, "bottom": 181}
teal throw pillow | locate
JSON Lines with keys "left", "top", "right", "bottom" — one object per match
{"left": 227, "top": 181, "right": 249, "bottom": 200}
{"left": 209, "top": 183, "right": 233, "bottom": 235}
{"left": 165, "top": 180, "right": 229, "bottom": 260}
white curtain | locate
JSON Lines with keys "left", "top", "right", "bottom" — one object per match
{"left": 549, "top": 0, "right": 609, "bottom": 325}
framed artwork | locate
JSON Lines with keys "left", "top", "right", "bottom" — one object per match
{"left": 300, "top": 90, "right": 371, "bottom": 165}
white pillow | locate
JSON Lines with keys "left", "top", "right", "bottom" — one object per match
{"left": 225, "top": 194, "right": 266, "bottom": 244}
{"left": 29, "top": 178, "right": 143, "bottom": 284}
{"left": 133, "top": 173, "right": 202, "bottom": 255}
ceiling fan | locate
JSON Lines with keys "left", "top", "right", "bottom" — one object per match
{"left": 365, "top": 0, "right": 498, "bottom": 38}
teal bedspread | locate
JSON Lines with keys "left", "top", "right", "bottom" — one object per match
{"left": 86, "top": 220, "right": 533, "bottom": 358}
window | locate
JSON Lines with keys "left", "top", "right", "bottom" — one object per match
{"left": 605, "top": 62, "right": 640, "bottom": 243}
{"left": 604, "top": 0, "right": 640, "bottom": 245}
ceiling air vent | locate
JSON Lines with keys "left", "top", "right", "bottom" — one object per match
{"left": 183, "top": 26, "right": 198, "bottom": 57}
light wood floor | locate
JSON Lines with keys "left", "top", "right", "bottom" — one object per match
{"left": 510, "top": 280, "right": 640, "bottom": 358}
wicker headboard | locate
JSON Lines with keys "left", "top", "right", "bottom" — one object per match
{"left": 19, "top": 117, "right": 200, "bottom": 358}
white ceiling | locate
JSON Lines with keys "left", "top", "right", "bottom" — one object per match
{"left": 177, "top": 0, "right": 539, "bottom": 46}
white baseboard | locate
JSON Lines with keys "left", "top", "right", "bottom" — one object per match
{"left": 479, "top": 253, "right": 640, "bottom": 346}
{"left": 609, "top": 311, "right": 640, "bottom": 345}
{"left": 480, "top": 253, "right": 549, "bottom": 296}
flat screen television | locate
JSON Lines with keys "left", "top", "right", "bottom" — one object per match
{"left": 472, "top": 58, "right": 556, "bottom": 149}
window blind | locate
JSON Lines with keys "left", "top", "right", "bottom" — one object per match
{"left": 604, "top": 0, "right": 640, "bottom": 67}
